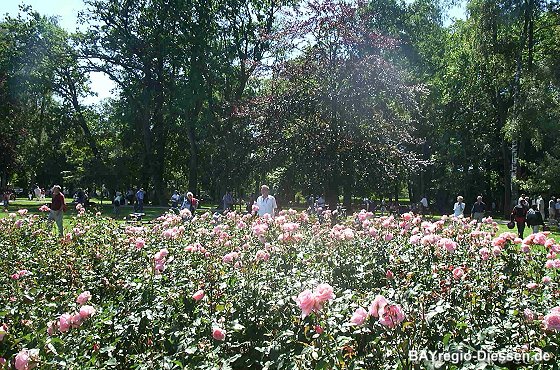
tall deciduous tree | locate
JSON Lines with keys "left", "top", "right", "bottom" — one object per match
{"left": 246, "top": 0, "right": 421, "bottom": 207}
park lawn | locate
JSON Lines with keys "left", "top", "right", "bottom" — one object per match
{"left": 0, "top": 198, "right": 219, "bottom": 225}
{"left": 3, "top": 200, "right": 559, "bottom": 242}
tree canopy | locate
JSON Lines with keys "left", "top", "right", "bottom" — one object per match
{"left": 1, "top": 0, "right": 558, "bottom": 211}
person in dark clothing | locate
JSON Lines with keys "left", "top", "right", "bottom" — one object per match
{"left": 526, "top": 204, "right": 545, "bottom": 234}
{"left": 471, "top": 195, "right": 486, "bottom": 223}
{"left": 511, "top": 197, "right": 528, "bottom": 239}
{"left": 48, "top": 185, "right": 66, "bottom": 237}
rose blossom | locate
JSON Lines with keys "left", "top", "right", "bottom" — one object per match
{"left": 350, "top": 307, "right": 369, "bottom": 326}
{"left": 79, "top": 305, "right": 96, "bottom": 319}
{"left": 15, "top": 349, "right": 30, "bottom": 370}
{"left": 368, "top": 295, "right": 388, "bottom": 318}
{"left": 543, "top": 307, "right": 560, "bottom": 331}
{"left": 542, "top": 276, "right": 552, "bottom": 285}
{"left": 59, "top": 314, "right": 72, "bottom": 333}
{"left": 70, "top": 313, "right": 83, "bottom": 328}
{"left": 135, "top": 238, "right": 145, "bottom": 249}
{"left": 295, "top": 289, "right": 316, "bottom": 318}
{"left": 0, "top": 323, "right": 7, "bottom": 341}
{"left": 524, "top": 308, "right": 535, "bottom": 322}
{"left": 526, "top": 282, "right": 538, "bottom": 290}
{"left": 314, "top": 283, "right": 335, "bottom": 303}
{"left": 379, "top": 304, "right": 406, "bottom": 328}
{"left": 452, "top": 267, "right": 465, "bottom": 280}
{"left": 212, "top": 326, "right": 226, "bottom": 341}
{"left": 192, "top": 290, "right": 205, "bottom": 301}
{"left": 76, "top": 291, "right": 92, "bottom": 305}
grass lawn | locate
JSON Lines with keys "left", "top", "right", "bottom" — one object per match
{"left": 0, "top": 198, "right": 220, "bottom": 222}
{"left": 3, "top": 199, "right": 559, "bottom": 242}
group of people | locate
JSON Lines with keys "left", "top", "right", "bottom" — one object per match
{"left": 548, "top": 196, "right": 560, "bottom": 222}
{"left": 169, "top": 190, "right": 199, "bottom": 214}
{"left": 452, "top": 194, "right": 550, "bottom": 238}
{"left": 113, "top": 188, "right": 148, "bottom": 215}
{"left": 510, "top": 195, "right": 549, "bottom": 238}
{"left": 452, "top": 195, "right": 488, "bottom": 222}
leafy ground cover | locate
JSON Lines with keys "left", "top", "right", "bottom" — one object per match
{"left": 1, "top": 207, "right": 560, "bottom": 369}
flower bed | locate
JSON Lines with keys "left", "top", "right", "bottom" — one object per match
{"left": 1, "top": 209, "right": 559, "bottom": 369}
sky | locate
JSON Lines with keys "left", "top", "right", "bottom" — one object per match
{"left": 1, "top": 0, "right": 466, "bottom": 105}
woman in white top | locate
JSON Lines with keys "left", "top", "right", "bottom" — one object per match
{"left": 453, "top": 196, "right": 465, "bottom": 217}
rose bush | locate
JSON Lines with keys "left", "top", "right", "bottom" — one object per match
{"left": 1, "top": 209, "right": 559, "bottom": 369}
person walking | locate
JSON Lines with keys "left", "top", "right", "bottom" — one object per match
{"left": 453, "top": 196, "right": 465, "bottom": 218}
{"left": 48, "top": 185, "right": 66, "bottom": 237}
{"left": 470, "top": 195, "right": 486, "bottom": 223}
{"left": 526, "top": 203, "right": 545, "bottom": 234}
{"left": 222, "top": 191, "right": 234, "bottom": 212}
{"left": 556, "top": 198, "right": 560, "bottom": 222}
{"left": 549, "top": 196, "right": 556, "bottom": 222}
{"left": 170, "top": 190, "right": 180, "bottom": 209}
{"left": 537, "top": 195, "right": 546, "bottom": 221}
{"left": 420, "top": 196, "right": 428, "bottom": 215}
{"left": 113, "top": 192, "right": 123, "bottom": 217}
{"left": 255, "top": 185, "right": 277, "bottom": 217}
{"left": 2, "top": 189, "right": 9, "bottom": 211}
{"left": 511, "top": 197, "right": 528, "bottom": 239}
{"left": 136, "top": 188, "right": 145, "bottom": 213}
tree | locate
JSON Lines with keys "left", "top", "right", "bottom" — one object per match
{"left": 246, "top": 0, "right": 421, "bottom": 207}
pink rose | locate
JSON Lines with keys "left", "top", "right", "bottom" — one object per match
{"left": 314, "top": 283, "right": 335, "bottom": 303}
{"left": 524, "top": 308, "right": 534, "bottom": 322}
{"left": 155, "top": 260, "right": 165, "bottom": 272}
{"left": 255, "top": 250, "right": 270, "bottom": 261}
{"left": 386, "top": 270, "right": 394, "bottom": 279}
{"left": 135, "top": 238, "right": 145, "bottom": 249}
{"left": 350, "top": 307, "right": 369, "bottom": 326}
{"left": 295, "top": 289, "right": 316, "bottom": 318}
{"left": 526, "top": 282, "right": 538, "bottom": 290}
{"left": 212, "top": 326, "right": 226, "bottom": 341}
{"left": 76, "top": 291, "right": 92, "bottom": 305}
{"left": 59, "top": 314, "right": 71, "bottom": 333}
{"left": 379, "top": 304, "right": 406, "bottom": 328}
{"left": 452, "top": 267, "right": 465, "bottom": 280}
{"left": 542, "top": 276, "right": 552, "bottom": 285}
{"left": 192, "top": 289, "right": 205, "bottom": 301}
{"left": 368, "top": 295, "right": 388, "bottom": 318}
{"left": 79, "top": 305, "right": 96, "bottom": 319}
{"left": 14, "top": 349, "right": 30, "bottom": 370}
{"left": 71, "top": 313, "right": 83, "bottom": 328}
{"left": 384, "top": 233, "right": 393, "bottom": 241}
{"left": 0, "top": 323, "right": 7, "bottom": 341}
{"left": 314, "top": 325, "right": 324, "bottom": 334}
{"left": 543, "top": 307, "right": 560, "bottom": 331}
{"left": 479, "top": 247, "right": 490, "bottom": 260}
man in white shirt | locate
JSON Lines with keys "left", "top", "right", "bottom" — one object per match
{"left": 256, "top": 185, "right": 277, "bottom": 217}
{"left": 420, "top": 196, "right": 428, "bottom": 215}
